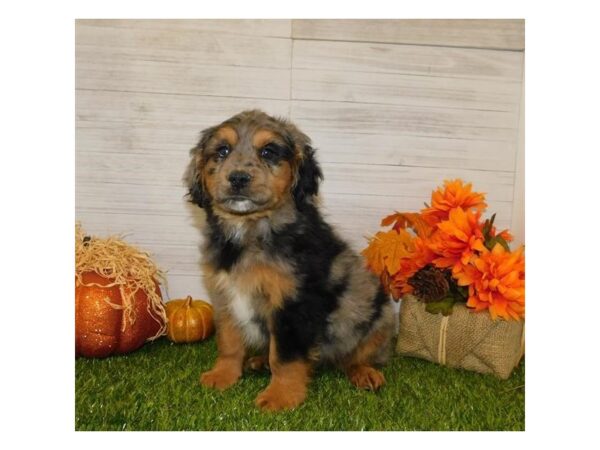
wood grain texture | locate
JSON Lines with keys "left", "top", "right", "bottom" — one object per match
{"left": 75, "top": 19, "right": 525, "bottom": 301}
{"left": 78, "top": 19, "right": 292, "bottom": 39}
{"left": 292, "top": 19, "right": 524, "bottom": 50}
{"left": 76, "top": 89, "right": 290, "bottom": 128}
{"left": 304, "top": 132, "right": 516, "bottom": 171}
{"left": 292, "top": 69, "right": 521, "bottom": 112}
{"left": 290, "top": 100, "right": 519, "bottom": 142}
{"left": 76, "top": 22, "right": 292, "bottom": 99}
{"left": 76, "top": 23, "right": 292, "bottom": 70}
{"left": 77, "top": 56, "right": 291, "bottom": 100}
{"left": 293, "top": 39, "right": 524, "bottom": 81}
{"left": 511, "top": 78, "right": 525, "bottom": 245}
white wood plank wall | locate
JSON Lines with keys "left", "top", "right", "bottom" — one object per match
{"left": 75, "top": 19, "right": 525, "bottom": 301}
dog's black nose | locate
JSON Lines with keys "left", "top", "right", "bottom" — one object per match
{"left": 228, "top": 171, "right": 252, "bottom": 190}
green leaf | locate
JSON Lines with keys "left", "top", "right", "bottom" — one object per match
{"left": 456, "top": 285, "right": 469, "bottom": 300}
{"left": 425, "top": 296, "right": 457, "bottom": 316}
{"left": 495, "top": 235, "right": 511, "bottom": 251}
{"left": 482, "top": 213, "right": 496, "bottom": 240}
{"left": 485, "top": 236, "right": 498, "bottom": 251}
{"left": 482, "top": 220, "right": 491, "bottom": 239}
{"left": 446, "top": 279, "right": 468, "bottom": 302}
{"left": 485, "top": 235, "right": 510, "bottom": 252}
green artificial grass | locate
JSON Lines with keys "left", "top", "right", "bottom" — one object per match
{"left": 75, "top": 336, "right": 524, "bottom": 431}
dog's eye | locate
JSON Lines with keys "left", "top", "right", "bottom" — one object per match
{"left": 260, "top": 144, "right": 279, "bottom": 161}
{"left": 215, "top": 145, "right": 230, "bottom": 159}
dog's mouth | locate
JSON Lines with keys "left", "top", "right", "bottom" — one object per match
{"left": 219, "top": 196, "right": 269, "bottom": 214}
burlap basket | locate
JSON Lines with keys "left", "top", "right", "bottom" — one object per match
{"left": 396, "top": 295, "right": 525, "bottom": 379}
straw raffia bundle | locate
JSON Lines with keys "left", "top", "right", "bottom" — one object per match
{"left": 75, "top": 223, "right": 167, "bottom": 357}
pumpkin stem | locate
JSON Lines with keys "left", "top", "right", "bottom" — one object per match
{"left": 185, "top": 295, "right": 193, "bottom": 306}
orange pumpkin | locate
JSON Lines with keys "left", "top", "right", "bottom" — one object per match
{"left": 166, "top": 296, "right": 214, "bottom": 343}
{"left": 75, "top": 271, "right": 165, "bottom": 357}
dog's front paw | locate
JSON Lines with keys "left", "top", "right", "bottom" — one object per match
{"left": 347, "top": 365, "right": 386, "bottom": 391}
{"left": 200, "top": 367, "right": 241, "bottom": 391}
{"left": 255, "top": 382, "right": 306, "bottom": 412}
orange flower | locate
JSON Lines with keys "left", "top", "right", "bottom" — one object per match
{"left": 428, "top": 207, "right": 486, "bottom": 275}
{"left": 411, "top": 236, "right": 436, "bottom": 269}
{"left": 422, "top": 179, "right": 487, "bottom": 226}
{"left": 456, "top": 244, "right": 525, "bottom": 320}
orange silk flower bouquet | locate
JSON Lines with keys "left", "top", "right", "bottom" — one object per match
{"left": 362, "top": 179, "right": 525, "bottom": 321}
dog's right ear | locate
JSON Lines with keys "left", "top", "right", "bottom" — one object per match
{"left": 183, "top": 126, "right": 217, "bottom": 208}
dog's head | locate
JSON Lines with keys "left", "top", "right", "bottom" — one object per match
{"left": 184, "top": 110, "right": 322, "bottom": 216}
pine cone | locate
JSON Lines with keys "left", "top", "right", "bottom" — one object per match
{"left": 408, "top": 265, "right": 451, "bottom": 302}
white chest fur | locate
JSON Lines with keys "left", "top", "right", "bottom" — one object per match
{"left": 213, "top": 272, "right": 269, "bottom": 349}
{"left": 229, "top": 290, "right": 268, "bottom": 348}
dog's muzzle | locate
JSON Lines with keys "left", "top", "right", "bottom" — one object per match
{"left": 228, "top": 171, "right": 252, "bottom": 192}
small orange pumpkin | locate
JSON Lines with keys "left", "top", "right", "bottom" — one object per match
{"left": 166, "top": 296, "right": 214, "bottom": 343}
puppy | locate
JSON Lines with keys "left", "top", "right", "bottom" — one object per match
{"left": 184, "top": 110, "right": 395, "bottom": 411}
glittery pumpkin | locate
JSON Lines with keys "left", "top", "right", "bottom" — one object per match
{"left": 75, "top": 271, "right": 164, "bottom": 357}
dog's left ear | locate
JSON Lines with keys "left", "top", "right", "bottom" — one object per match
{"left": 183, "top": 146, "right": 206, "bottom": 207}
{"left": 281, "top": 119, "right": 323, "bottom": 209}
{"left": 292, "top": 144, "right": 323, "bottom": 209}
{"left": 183, "top": 126, "right": 217, "bottom": 208}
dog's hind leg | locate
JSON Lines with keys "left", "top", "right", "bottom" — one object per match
{"left": 342, "top": 328, "right": 392, "bottom": 391}
{"left": 244, "top": 354, "right": 270, "bottom": 371}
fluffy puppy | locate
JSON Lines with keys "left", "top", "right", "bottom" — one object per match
{"left": 184, "top": 110, "right": 395, "bottom": 411}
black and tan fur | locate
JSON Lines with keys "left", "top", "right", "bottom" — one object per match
{"left": 184, "top": 110, "right": 395, "bottom": 411}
